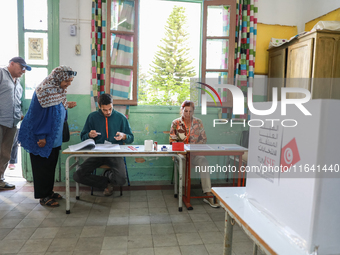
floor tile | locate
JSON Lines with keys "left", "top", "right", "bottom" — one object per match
{"left": 127, "top": 235, "right": 153, "bottom": 249}
{"left": 47, "top": 237, "right": 79, "bottom": 252}
{"left": 150, "top": 215, "right": 172, "bottom": 224}
{"left": 128, "top": 247, "right": 154, "bottom": 255}
{"left": 189, "top": 213, "right": 213, "bottom": 223}
{"left": 74, "top": 236, "right": 104, "bottom": 252}
{"left": 107, "top": 216, "right": 129, "bottom": 225}
{"left": 0, "top": 239, "right": 26, "bottom": 253}
{"left": 105, "top": 225, "right": 129, "bottom": 237}
{"left": 176, "top": 232, "right": 203, "bottom": 246}
{"left": 129, "top": 224, "right": 151, "bottom": 236}
{"left": 19, "top": 238, "right": 53, "bottom": 253}
{"left": 205, "top": 243, "right": 223, "bottom": 255}
{"left": 0, "top": 218, "right": 22, "bottom": 228}
{"left": 55, "top": 226, "right": 83, "bottom": 238}
{"left": 129, "top": 207, "right": 149, "bottom": 216}
{"left": 102, "top": 236, "right": 128, "bottom": 250}
{"left": 129, "top": 215, "right": 151, "bottom": 224}
{"left": 30, "top": 227, "right": 60, "bottom": 239}
{"left": 179, "top": 244, "right": 209, "bottom": 255}
{"left": 199, "top": 231, "right": 224, "bottom": 244}
{"left": 172, "top": 222, "right": 197, "bottom": 233}
{"left": 194, "top": 221, "right": 219, "bottom": 233}
{"left": 153, "top": 234, "right": 178, "bottom": 247}
{"left": 80, "top": 225, "right": 106, "bottom": 237}
{"left": 154, "top": 246, "right": 181, "bottom": 255}
{"left": 170, "top": 213, "right": 192, "bottom": 223}
{"left": 151, "top": 223, "right": 174, "bottom": 235}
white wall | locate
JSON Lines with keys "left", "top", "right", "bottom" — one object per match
{"left": 302, "top": 0, "right": 340, "bottom": 24}
{"left": 59, "top": 0, "right": 92, "bottom": 95}
{"left": 0, "top": 1, "right": 18, "bottom": 67}
{"left": 258, "top": 0, "right": 340, "bottom": 33}
{"left": 257, "top": 0, "right": 299, "bottom": 27}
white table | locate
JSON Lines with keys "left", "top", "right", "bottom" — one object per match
{"left": 212, "top": 187, "right": 308, "bottom": 255}
{"left": 63, "top": 145, "right": 186, "bottom": 214}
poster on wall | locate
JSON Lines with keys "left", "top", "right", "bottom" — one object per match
{"left": 249, "top": 121, "right": 284, "bottom": 184}
{"left": 28, "top": 38, "right": 44, "bottom": 60}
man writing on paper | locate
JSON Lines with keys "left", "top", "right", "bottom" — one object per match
{"left": 73, "top": 93, "right": 134, "bottom": 196}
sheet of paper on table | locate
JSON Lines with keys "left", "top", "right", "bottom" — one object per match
{"left": 184, "top": 144, "right": 213, "bottom": 150}
{"left": 92, "top": 143, "right": 120, "bottom": 150}
{"left": 68, "top": 139, "right": 120, "bottom": 151}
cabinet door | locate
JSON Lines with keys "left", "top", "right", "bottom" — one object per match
{"left": 286, "top": 38, "right": 314, "bottom": 99}
{"left": 312, "top": 33, "right": 340, "bottom": 99}
{"left": 267, "top": 48, "right": 286, "bottom": 101}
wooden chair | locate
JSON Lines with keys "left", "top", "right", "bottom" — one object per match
{"left": 91, "top": 157, "right": 130, "bottom": 196}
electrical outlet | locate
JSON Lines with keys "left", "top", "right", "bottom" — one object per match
{"left": 70, "top": 25, "right": 77, "bottom": 36}
{"left": 75, "top": 44, "right": 81, "bottom": 55}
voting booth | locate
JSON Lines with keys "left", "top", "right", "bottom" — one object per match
{"left": 246, "top": 99, "right": 340, "bottom": 255}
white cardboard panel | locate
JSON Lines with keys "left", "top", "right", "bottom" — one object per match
{"left": 246, "top": 99, "right": 340, "bottom": 254}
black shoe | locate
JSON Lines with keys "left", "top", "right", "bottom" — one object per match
{"left": 0, "top": 183, "right": 15, "bottom": 190}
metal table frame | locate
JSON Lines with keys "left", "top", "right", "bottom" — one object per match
{"left": 183, "top": 144, "right": 247, "bottom": 210}
{"left": 63, "top": 146, "right": 186, "bottom": 214}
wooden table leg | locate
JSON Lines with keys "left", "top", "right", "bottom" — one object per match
{"left": 182, "top": 153, "right": 193, "bottom": 210}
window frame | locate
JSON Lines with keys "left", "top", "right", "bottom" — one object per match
{"left": 106, "top": 0, "right": 139, "bottom": 105}
{"left": 202, "top": 0, "right": 236, "bottom": 108}
{"left": 17, "top": 0, "right": 59, "bottom": 111}
{"left": 106, "top": 0, "right": 236, "bottom": 106}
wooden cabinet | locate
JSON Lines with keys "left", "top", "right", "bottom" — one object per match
{"left": 267, "top": 31, "right": 340, "bottom": 100}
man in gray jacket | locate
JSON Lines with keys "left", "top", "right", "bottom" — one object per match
{"left": 0, "top": 57, "right": 31, "bottom": 190}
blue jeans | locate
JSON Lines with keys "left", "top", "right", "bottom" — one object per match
{"left": 9, "top": 129, "right": 19, "bottom": 164}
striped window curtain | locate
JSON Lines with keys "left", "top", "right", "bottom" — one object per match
{"left": 91, "top": 0, "right": 107, "bottom": 111}
{"left": 110, "top": 0, "right": 134, "bottom": 100}
{"left": 234, "top": 0, "right": 258, "bottom": 119}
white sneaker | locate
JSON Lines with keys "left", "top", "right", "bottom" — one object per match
{"left": 203, "top": 197, "right": 220, "bottom": 208}
{"left": 103, "top": 183, "right": 114, "bottom": 196}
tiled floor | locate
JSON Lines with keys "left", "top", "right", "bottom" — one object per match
{"left": 0, "top": 174, "right": 260, "bottom": 255}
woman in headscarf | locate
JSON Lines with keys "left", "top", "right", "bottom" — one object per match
{"left": 19, "top": 66, "right": 77, "bottom": 207}
{"left": 169, "top": 100, "right": 219, "bottom": 208}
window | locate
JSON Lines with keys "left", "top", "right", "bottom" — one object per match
{"left": 106, "top": 0, "right": 138, "bottom": 105}
{"left": 17, "top": 0, "right": 59, "bottom": 104}
{"left": 106, "top": 0, "right": 236, "bottom": 106}
{"left": 202, "top": 0, "right": 236, "bottom": 107}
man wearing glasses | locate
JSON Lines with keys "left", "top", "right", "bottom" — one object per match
{"left": 0, "top": 57, "right": 31, "bottom": 190}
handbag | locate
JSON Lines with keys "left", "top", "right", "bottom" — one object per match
{"left": 62, "top": 120, "right": 70, "bottom": 142}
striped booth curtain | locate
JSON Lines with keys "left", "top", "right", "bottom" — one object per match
{"left": 234, "top": 0, "right": 258, "bottom": 119}
{"left": 91, "top": 0, "right": 107, "bottom": 111}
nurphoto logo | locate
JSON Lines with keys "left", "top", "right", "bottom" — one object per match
{"left": 197, "top": 82, "right": 312, "bottom": 128}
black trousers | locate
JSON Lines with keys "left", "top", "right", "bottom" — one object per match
{"left": 30, "top": 147, "right": 60, "bottom": 199}
{"left": 73, "top": 157, "right": 126, "bottom": 189}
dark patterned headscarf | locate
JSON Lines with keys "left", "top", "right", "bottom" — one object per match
{"left": 35, "top": 65, "right": 75, "bottom": 109}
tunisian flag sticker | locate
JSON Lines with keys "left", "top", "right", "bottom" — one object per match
{"left": 280, "top": 138, "right": 301, "bottom": 169}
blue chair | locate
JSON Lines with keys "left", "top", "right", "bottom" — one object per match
{"left": 91, "top": 157, "right": 130, "bottom": 196}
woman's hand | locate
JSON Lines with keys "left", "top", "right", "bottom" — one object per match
{"left": 68, "top": 101, "right": 77, "bottom": 108}
{"left": 37, "top": 139, "right": 46, "bottom": 148}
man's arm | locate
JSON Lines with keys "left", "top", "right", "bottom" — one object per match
{"left": 119, "top": 117, "right": 134, "bottom": 144}
{"left": 80, "top": 115, "right": 92, "bottom": 141}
